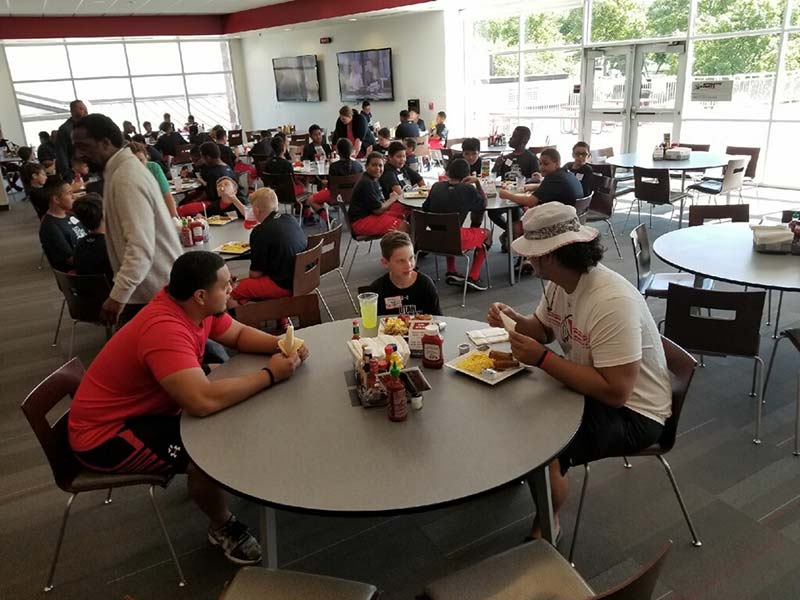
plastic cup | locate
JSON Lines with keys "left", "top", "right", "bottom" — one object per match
{"left": 303, "top": 160, "right": 311, "bottom": 171}
{"left": 316, "top": 159, "right": 325, "bottom": 174}
{"left": 358, "top": 292, "right": 378, "bottom": 332}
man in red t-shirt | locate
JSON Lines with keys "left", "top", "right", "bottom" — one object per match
{"left": 68, "top": 251, "right": 309, "bottom": 565}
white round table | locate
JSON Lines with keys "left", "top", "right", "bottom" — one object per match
{"left": 605, "top": 151, "right": 733, "bottom": 173}
{"left": 181, "top": 317, "right": 583, "bottom": 567}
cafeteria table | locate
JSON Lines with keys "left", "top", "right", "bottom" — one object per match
{"left": 605, "top": 152, "right": 733, "bottom": 227}
{"left": 400, "top": 192, "right": 522, "bottom": 286}
{"left": 181, "top": 317, "right": 583, "bottom": 568}
{"left": 183, "top": 217, "right": 252, "bottom": 260}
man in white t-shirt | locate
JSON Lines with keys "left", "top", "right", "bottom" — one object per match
{"left": 487, "top": 202, "right": 671, "bottom": 541}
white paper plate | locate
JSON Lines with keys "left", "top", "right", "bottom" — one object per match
{"left": 214, "top": 242, "right": 250, "bottom": 255}
{"left": 445, "top": 350, "right": 527, "bottom": 386}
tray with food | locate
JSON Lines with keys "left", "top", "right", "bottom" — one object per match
{"left": 214, "top": 241, "right": 250, "bottom": 254}
{"left": 445, "top": 350, "right": 526, "bottom": 385}
{"left": 403, "top": 189, "right": 428, "bottom": 200}
{"left": 207, "top": 214, "right": 238, "bottom": 226}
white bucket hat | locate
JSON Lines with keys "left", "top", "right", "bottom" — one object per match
{"left": 510, "top": 202, "right": 599, "bottom": 258}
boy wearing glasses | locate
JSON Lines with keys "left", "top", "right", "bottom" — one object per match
{"left": 564, "top": 141, "right": 594, "bottom": 197}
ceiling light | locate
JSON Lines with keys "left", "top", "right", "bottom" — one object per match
{"left": 283, "top": 27, "right": 292, "bottom": 31}
{"left": 348, "top": 18, "right": 357, "bottom": 21}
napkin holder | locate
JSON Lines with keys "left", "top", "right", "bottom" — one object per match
{"left": 664, "top": 147, "right": 691, "bottom": 161}
{"left": 751, "top": 224, "right": 795, "bottom": 254}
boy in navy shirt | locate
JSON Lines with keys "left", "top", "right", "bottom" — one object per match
{"left": 72, "top": 192, "right": 113, "bottom": 281}
{"left": 39, "top": 177, "right": 87, "bottom": 272}
{"left": 380, "top": 141, "right": 423, "bottom": 198}
{"left": 564, "top": 141, "right": 595, "bottom": 197}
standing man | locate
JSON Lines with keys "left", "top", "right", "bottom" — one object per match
{"left": 72, "top": 113, "right": 182, "bottom": 325}
{"left": 56, "top": 100, "right": 88, "bottom": 182}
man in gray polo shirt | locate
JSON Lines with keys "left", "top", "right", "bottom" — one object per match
{"left": 73, "top": 114, "right": 181, "bottom": 325}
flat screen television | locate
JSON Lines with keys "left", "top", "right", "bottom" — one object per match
{"left": 272, "top": 55, "right": 321, "bottom": 102}
{"left": 336, "top": 48, "right": 394, "bottom": 102}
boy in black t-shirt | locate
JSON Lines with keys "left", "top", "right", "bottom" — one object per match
{"left": 22, "top": 162, "right": 49, "bottom": 219}
{"left": 369, "top": 231, "right": 441, "bottom": 316}
{"left": 308, "top": 138, "right": 364, "bottom": 223}
{"left": 404, "top": 138, "right": 420, "bottom": 172}
{"left": 39, "top": 177, "right": 87, "bottom": 272}
{"left": 564, "top": 141, "right": 595, "bottom": 197}
{"left": 500, "top": 147, "right": 583, "bottom": 209}
{"left": 348, "top": 152, "right": 409, "bottom": 237}
{"left": 228, "top": 188, "right": 308, "bottom": 307}
{"left": 408, "top": 108, "right": 426, "bottom": 135}
{"left": 380, "top": 141, "right": 424, "bottom": 198}
{"left": 395, "top": 110, "right": 421, "bottom": 140}
{"left": 301, "top": 124, "right": 333, "bottom": 161}
{"left": 71, "top": 192, "right": 113, "bottom": 281}
{"left": 493, "top": 125, "right": 539, "bottom": 180}
{"left": 431, "top": 111, "right": 449, "bottom": 147}
{"left": 375, "top": 128, "right": 392, "bottom": 155}
{"left": 461, "top": 137, "right": 483, "bottom": 176}
{"left": 199, "top": 142, "right": 248, "bottom": 215}
{"left": 422, "top": 159, "right": 490, "bottom": 291}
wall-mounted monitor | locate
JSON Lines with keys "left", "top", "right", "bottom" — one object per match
{"left": 272, "top": 55, "right": 321, "bottom": 102}
{"left": 336, "top": 48, "right": 394, "bottom": 102}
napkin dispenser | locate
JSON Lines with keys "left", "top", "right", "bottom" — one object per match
{"left": 751, "top": 224, "right": 794, "bottom": 254}
{"left": 664, "top": 147, "right": 691, "bottom": 161}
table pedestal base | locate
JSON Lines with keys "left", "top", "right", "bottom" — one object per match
{"left": 526, "top": 465, "right": 555, "bottom": 544}
{"left": 259, "top": 506, "right": 278, "bottom": 568}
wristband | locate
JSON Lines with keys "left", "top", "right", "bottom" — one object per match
{"left": 261, "top": 367, "right": 275, "bottom": 387}
{"left": 534, "top": 349, "right": 550, "bottom": 368}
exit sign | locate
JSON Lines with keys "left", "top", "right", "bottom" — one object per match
{"left": 320, "top": 37, "right": 333, "bottom": 44}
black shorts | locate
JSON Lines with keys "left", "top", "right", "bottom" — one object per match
{"left": 558, "top": 397, "right": 663, "bottom": 475}
{"left": 75, "top": 415, "right": 189, "bottom": 475}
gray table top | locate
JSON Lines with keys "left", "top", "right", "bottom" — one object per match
{"left": 181, "top": 317, "right": 583, "bottom": 514}
{"left": 400, "top": 194, "right": 517, "bottom": 212}
{"left": 653, "top": 223, "right": 800, "bottom": 292}
{"left": 449, "top": 143, "right": 511, "bottom": 154}
{"left": 183, "top": 219, "right": 252, "bottom": 260}
{"left": 605, "top": 151, "right": 732, "bottom": 171}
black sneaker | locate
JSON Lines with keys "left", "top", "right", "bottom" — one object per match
{"left": 466, "top": 277, "right": 488, "bottom": 291}
{"left": 445, "top": 271, "right": 465, "bottom": 285}
{"left": 208, "top": 515, "right": 262, "bottom": 565}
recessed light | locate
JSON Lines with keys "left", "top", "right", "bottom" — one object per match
{"left": 348, "top": 18, "right": 357, "bottom": 21}
{"left": 283, "top": 27, "right": 292, "bottom": 31}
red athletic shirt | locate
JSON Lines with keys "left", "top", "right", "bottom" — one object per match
{"left": 68, "top": 289, "right": 233, "bottom": 452}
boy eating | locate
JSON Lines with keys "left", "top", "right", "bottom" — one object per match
{"left": 368, "top": 231, "right": 441, "bottom": 316}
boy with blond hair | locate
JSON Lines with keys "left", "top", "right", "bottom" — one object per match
{"left": 227, "top": 187, "right": 307, "bottom": 307}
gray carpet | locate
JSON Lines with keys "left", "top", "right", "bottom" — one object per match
{"left": 1, "top": 185, "right": 799, "bottom": 600}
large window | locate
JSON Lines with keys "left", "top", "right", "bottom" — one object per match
{"left": 4, "top": 38, "right": 238, "bottom": 147}
{"left": 464, "top": 0, "right": 800, "bottom": 188}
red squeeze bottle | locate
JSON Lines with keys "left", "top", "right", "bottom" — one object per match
{"left": 180, "top": 218, "right": 194, "bottom": 247}
{"left": 387, "top": 361, "right": 408, "bottom": 422}
{"left": 421, "top": 324, "right": 444, "bottom": 369}
{"left": 191, "top": 217, "right": 204, "bottom": 244}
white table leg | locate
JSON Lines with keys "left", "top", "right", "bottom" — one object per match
{"left": 259, "top": 506, "right": 278, "bottom": 568}
{"left": 507, "top": 208, "right": 515, "bottom": 286}
{"left": 527, "top": 466, "right": 555, "bottom": 544}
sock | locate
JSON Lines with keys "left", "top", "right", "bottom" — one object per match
{"left": 446, "top": 257, "right": 457, "bottom": 273}
{"left": 469, "top": 247, "right": 486, "bottom": 280}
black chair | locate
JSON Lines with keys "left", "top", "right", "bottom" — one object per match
{"left": 568, "top": 336, "right": 700, "bottom": 566}
{"left": 261, "top": 172, "right": 309, "bottom": 224}
{"left": 52, "top": 270, "right": 113, "bottom": 359}
{"left": 663, "top": 283, "right": 767, "bottom": 443}
{"left": 228, "top": 129, "right": 243, "bottom": 147}
{"left": 687, "top": 203, "right": 749, "bottom": 227}
{"left": 630, "top": 224, "right": 710, "bottom": 300}
{"left": 342, "top": 204, "right": 385, "bottom": 282}
{"left": 327, "top": 173, "right": 361, "bottom": 226}
{"left": 586, "top": 174, "right": 623, "bottom": 259}
{"left": 624, "top": 167, "right": 689, "bottom": 232}
{"left": 20, "top": 359, "right": 185, "bottom": 592}
{"left": 234, "top": 294, "right": 322, "bottom": 333}
{"left": 411, "top": 210, "right": 491, "bottom": 308}
{"left": 590, "top": 162, "right": 633, "bottom": 196}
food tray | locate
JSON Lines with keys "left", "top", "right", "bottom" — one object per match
{"left": 214, "top": 241, "right": 250, "bottom": 254}
{"left": 445, "top": 350, "right": 526, "bottom": 386}
{"left": 207, "top": 215, "right": 237, "bottom": 226}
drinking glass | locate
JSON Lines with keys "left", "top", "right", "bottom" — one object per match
{"left": 358, "top": 292, "right": 378, "bottom": 332}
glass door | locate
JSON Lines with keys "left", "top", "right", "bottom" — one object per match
{"left": 581, "top": 47, "right": 634, "bottom": 156}
{"left": 581, "top": 43, "right": 686, "bottom": 154}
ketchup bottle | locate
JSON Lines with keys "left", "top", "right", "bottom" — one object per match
{"left": 386, "top": 361, "right": 408, "bottom": 422}
{"left": 180, "top": 218, "right": 194, "bottom": 247}
{"left": 191, "top": 217, "right": 204, "bottom": 244}
{"left": 421, "top": 324, "right": 443, "bottom": 369}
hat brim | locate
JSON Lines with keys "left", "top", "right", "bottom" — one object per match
{"left": 511, "top": 226, "right": 600, "bottom": 258}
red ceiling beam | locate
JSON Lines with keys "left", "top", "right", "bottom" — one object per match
{"left": 0, "top": 15, "right": 223, "bottom": 40}
{"left": 223, "top": 0, "right": 431, "bottom": 34}
{"left": 0, "top": 0, "right": 430, "bottom": 40}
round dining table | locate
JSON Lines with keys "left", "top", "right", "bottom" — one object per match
{"left": 181, "top": 317, "right": 583, "bottom": 567}
{"left": 448, "top": 143, "right": 511, "bottom": 156}
{"left": 400, "top": 192, "right": 523, "bottom": 286}
{"left": 182, "top": 217, "right": 252, "bottom": 260}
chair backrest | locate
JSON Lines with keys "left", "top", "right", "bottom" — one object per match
{"left": 173, "top": 144, "right": 194, "bottom": 165}
{"left": 528, "top": 145, "right": 556, "bottom": 156}
{"left": 357, "top": 285, "right": 374, "bottom": 296}
{"left": 688, "top": 203, "right": 749, "bottom": 227}
{"left": 261, "top": 172, "right": 299, "bottom": 207}
{"left": 20, "top": 358, "right": 85, "bottom": 492}
{"left": 726, "top": 146, "right": 760, "bottom": 179}
{"left": 663, "top": 283, "right": 766, "bottom": 358}
{"left": 290, "top": 134, "right": 308, "bottom": 146}
{"left": 234, "top": 294, "right": 321, "bottom": 331}
{"left": 327, "top": 173, "right": 362, "bottom": 206}
{"left": 678, "top": 143, "right": 710, "bottom": 152}
{"left": 574, "top": 195, "right": 592, "bottom": 224}
{"left": 52, "top": 270, "right": 112, "bottom": 323}
{"left": 594, "top": 146, "right": 614, "bottom": 159}
{"left": 411, "top": 210, "right": 464, "bottom": 256}
{"left": 227, "top": 130, "right": 243, "bottom": 147}
{"left": 292, "top": 240, "right": 322, "bottom": 296}
{"left": 446, "top": 137, "right": 465, "bottom": 149}
{"left": 590, "top": 162, "right": 613, "bottom": 179}
{"left": 307, "top": 223, "right": 343, "bottom": 276}
{"left": 414, "top": 137, "right": 431, "bottom": 158}
{"left": 245, "top": 130, "right": 261, "bottom": 143}
{"left": 588, "top": 174, "right": 616, "bottom": 219}
{"left": 781, "top": 209, "right": 800, "bottom": 223}
{"left": 720, "top": 158, "right": 747, "bottom": 193}
{"left": 633, "top": 167, "right": 671, "bottom": 204}
{"left": 658, "top": 336, "right": 697, "bottom": 452}
{"left": 629, "top": 224, "right": 652, "bottom": 293}
{"left": 251, "top": 154, "right": 269, "bottom": 178}
{"left": 594, "top": 541, "right": 672, "bottom": 600}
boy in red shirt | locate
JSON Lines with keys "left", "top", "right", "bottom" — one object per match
{"left": 68, "top": 251, "right": 309, "bottom": 565}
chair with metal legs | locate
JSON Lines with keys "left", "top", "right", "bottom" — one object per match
{"left": 20, "top": 358, "right": 186, "bottom": 592}
{"left": 623, "top": 168, "right": 689, "bottom": 233}
{"left": 568, "top": 337, "right": 700, "bottom": 566}
{"left": 586, "top": 175, "right": 623, "bottom": 260}
{"left": 762, "top": 329, "right": 800, "bottom": 455}
{"left": 307, "top": 223, "right": 358, "bottom": 314}
{"left": 52, "top": 270, "right": 113, "bottom": 358}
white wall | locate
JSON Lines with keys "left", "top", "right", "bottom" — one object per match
{"left": 238, "top": 11, "right": 447, "bottom": 134}
{"left": 0, "top": 46, "right": 25, "bottom": 144}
